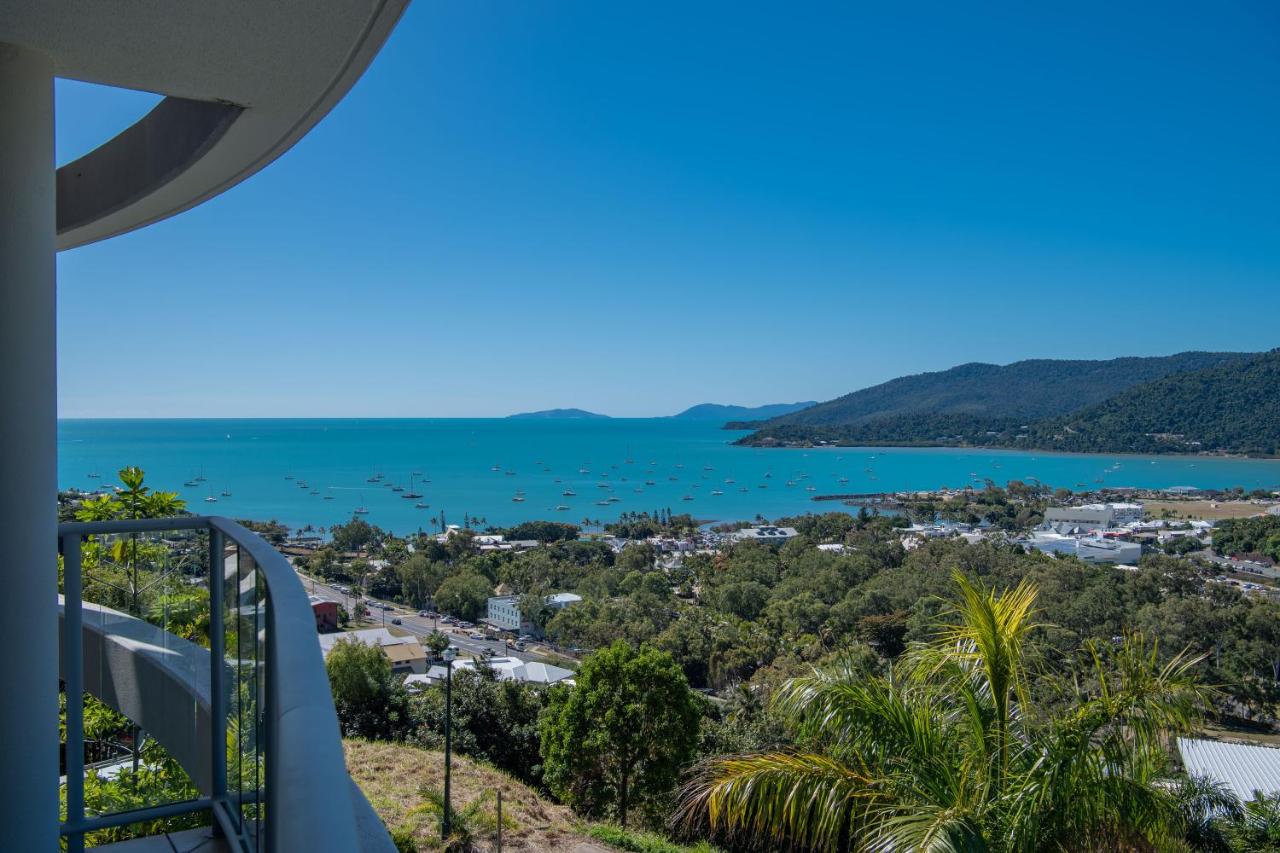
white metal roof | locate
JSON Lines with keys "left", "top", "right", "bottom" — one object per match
{"left": 1178, "top": 737, "right": 1280, "bottom": 802}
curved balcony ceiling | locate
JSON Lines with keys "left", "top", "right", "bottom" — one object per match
{"left": 0, "top": 0, "right": 408, "bottom": 249}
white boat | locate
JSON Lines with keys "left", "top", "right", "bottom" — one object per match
{"left": 354, "top": 493, "right": 369, "bottom": 514}
{"left": 562, "top": 489, "right": 577, "bottom": 496}
{"left": 555, "top": 504, "right": 570, "bottom": 511}
{"left": 711, "top": 490, "right": 724, "bottom": 496}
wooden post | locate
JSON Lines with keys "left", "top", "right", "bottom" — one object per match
{"left": 496, "top": 789, "right": 502, "bottom": 852}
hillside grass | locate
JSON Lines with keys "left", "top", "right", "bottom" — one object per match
{"left": 345, "top": 739, "right": 641, "bottom": 852}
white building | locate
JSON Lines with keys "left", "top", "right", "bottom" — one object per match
{"left": 1043, "top": 502, "right": 1145, "bottom": 532}
{"left": 731, "top": 526, "right": 799, "bottom": 545}
{"left": 1025, "top": 533, "right": 1143, "bottom": 565}
{"left": 405, "top": 656, "right": 576, "bottom": 689}
{"left": 485, "top": 591, "right": 583, "bottom": 635}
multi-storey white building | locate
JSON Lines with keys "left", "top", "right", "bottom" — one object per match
{"left": 1043, "top": 502, "right": 1145, "bottom": 531}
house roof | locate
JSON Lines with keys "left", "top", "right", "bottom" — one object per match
{"left": 420, "top": 657, "right": 575, "bottom": 685}
{"left": 382, "top": 642, "right": 427, "bottom": 664}
{"left": 318, "top": 627, "right": 413, "bottom": 655}
{"left": 1179, "top": 737, "right": 1280, "bottom": 802}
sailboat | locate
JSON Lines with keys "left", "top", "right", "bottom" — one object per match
{"left": 204, "top": 489, "right": 217, "bottom": 504}
{"left": 220, "top": 487, "right": 232, "bottom": 497}
{"left": 354, "top": 494, "right": 369, "bottom": 514}
{"left": 402, "top": 474, "right": 422, "bottom": 499}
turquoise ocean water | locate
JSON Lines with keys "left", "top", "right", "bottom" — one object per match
{"left": 58, "top": 419, "right": 1280, "bottom": 534}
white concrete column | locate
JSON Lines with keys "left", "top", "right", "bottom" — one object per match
{"left": 0, "top": 42, "right": 57, "bottom": 850}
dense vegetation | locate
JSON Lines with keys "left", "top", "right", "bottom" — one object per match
{"left": 324, "top": 516, "right": 1280, "bottom": 850}
{"left": 737, "top": 351, "right": 1247, "bottom": 430}
{"left": 1214, "top": 515, "right": 1280, "bottom": 562}
{"left": 680, "top": 575, "right": 1212, "bottom": 851}
{"left": 739, "top": 350, "right": 1278, "bottom": 456}
{"left": 1020, "top": 349, "right": 1280, "bottom": 456}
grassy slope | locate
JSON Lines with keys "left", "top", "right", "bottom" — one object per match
{"left": 346, "top": 739, "right": 595, "bottom": 852}
{"left": 346, "top": 739, "right": 709, "bottom": 853}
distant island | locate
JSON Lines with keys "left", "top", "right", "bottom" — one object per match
{"left": 507, "top": 408, "right": 611, "bottom": 420}
{"left": 671, "top": 401, "right": 816, "bottom": 422}
{"left": 735, "top": 350, "right": 1280, "bottom": 457}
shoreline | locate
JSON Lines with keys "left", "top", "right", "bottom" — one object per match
{"left": 733, "top": 438, "right": 1279, "bottom": 462}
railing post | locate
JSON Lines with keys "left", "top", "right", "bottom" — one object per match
{"left": 63, "top": 532, "right": 85, "bottom": 853}
{"left": 266, "top": 592, "right": 279, "bottom": 853}
{"left": 208, "top": 528, "right": 227, "bottom": 809}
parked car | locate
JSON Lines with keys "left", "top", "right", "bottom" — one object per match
{"left": 515, "top": 641, "right": 527, "bottom": 651}
{"left": 391, "top": 617, "right": 402, "bottom": 625}
{"left": 469, "top": 631, "right": 485, "bottom": 640}
{"left": 418, "top": 610, "right": 429, "bottom": 617}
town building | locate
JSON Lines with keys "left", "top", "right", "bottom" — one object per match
{"left": 731, "top": 526, "right": 800, "bottom": 545}
{"left": 406, "top": 656, "right": 576, "bottom": 689}
{"left": 1023, "top": 533, "right": 1143, "bottom": 565}
{"left": 309, "top": 595, "right": 340, "bottom": 633}
{"left": 1043, "top": 502, "right": 1145, "bottom": 532}
{"left": 381, "top": 640, "right": 430, "bottom": 674}
{"left": 318, "top": 627, "right": 428, "bottom": 672}
{"left": 485, "top": 591, "right": 583, "bottom": 635}
{"left": 1178, "top": 737, "right": 1280, "bottom": 802}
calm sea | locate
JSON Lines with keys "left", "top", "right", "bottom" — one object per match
{"left": 58, "top": 419, "right": 1280, "bottom": 534}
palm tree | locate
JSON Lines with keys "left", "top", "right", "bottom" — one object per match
{"left": 677, "top": 572, "right": 1212, "bottom": 852}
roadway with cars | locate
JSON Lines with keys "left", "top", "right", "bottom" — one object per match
{"left": 295, "top": 569, "right": 555, "bottom": 663}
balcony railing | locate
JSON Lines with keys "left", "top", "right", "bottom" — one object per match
{"left": 58, "top": 516, "right": 391, "bottom": 852}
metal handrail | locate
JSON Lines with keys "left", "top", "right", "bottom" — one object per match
{"left": 58, "top": 516, "right": 367, "bottom": 852}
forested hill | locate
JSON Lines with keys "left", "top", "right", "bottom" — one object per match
{"left": 506, "top": 408, "right": 610, "bottom": 420}
{"left": 1019, "top": 349, "right": 1280, "bottom": 456}
{"left": 738, "top": 350, "right": 1278, "bottom": 456}
{"left": 748, "top": 351, "right": 1250, "bottom": 429}
{"left": 672, "top": 401, "right": 816, "bottom": 421}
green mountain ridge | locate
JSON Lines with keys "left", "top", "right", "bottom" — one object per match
{"left": 752, "top": 351, "right": 1250, "bottom": 428}
{"left": 1022, "top": 349, "right": 1280, "bottom": 456}
{"left": 507, "top": 408, "right": 611, "bottom": 420}
{"left": 739, "top": 350, "right": 1277, "bottom": 455}
{"left": 672, "top": 401, "right": 816, "bottom": 421}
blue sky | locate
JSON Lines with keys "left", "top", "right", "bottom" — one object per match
{"left": 56, "top": 1, "right": 1280, "bottom": 418}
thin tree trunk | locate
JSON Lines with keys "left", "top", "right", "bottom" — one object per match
{"left": 619, "top": 768, "right": 629, "bottom": 828}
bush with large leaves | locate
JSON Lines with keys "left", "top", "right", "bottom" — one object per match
{"left": 678, "top": 572, "right": 1212, "bottom": 851}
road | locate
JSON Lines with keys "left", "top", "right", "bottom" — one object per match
{"left": 295, "top": 569, "right": 557, "bottom": 664}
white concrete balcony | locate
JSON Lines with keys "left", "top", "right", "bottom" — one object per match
{"left": 59, "top": 517, "right": 393, "bottom": 852}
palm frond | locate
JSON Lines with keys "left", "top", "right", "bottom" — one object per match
{"left": 677, "top": 751, "right": 878, "bottom": 852}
